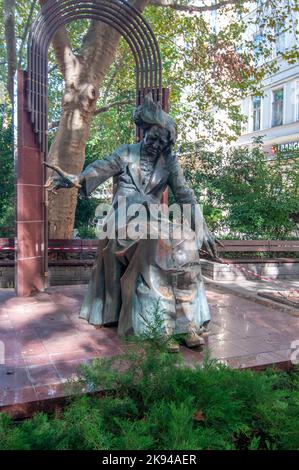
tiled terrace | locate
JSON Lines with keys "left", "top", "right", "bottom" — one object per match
{"left": 0, "top": 285, "right": 298, "bottom": 418}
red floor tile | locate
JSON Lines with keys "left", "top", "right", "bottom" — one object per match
{"left": 41, "top": 332, "right": 99, "bottom": 355}
{"left": 0, "top": 364, "right": 32, "bottom": 391}
{"left": 26, "top": 363, "right": 61, "bottom": 387}
{"left": 23, "top": 353, "right": 53, "bottom": 367}
{"left": 49, "top": 350, "right": 102, "bottom": 363}
{"left": 16, "top": 328, "right": 48, "bottom": 357}
{"left": 34, "top": 383, "right": 67, "bottom": 401}
{"left": 0, "top": 386, "right": 36, "bottom": 407}
{"left": 54, "top": 359, "right": 92, "bottom": 382}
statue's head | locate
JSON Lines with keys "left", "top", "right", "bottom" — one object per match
{"left": 143, "top": 125, "right": 170, "bottom": 158}
{"left": 133, "top": 92, "right": 177, "bottom": 157}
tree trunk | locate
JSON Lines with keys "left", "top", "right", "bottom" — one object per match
{"left": 4, "top": 0, "right": 16, "bottom": 104}
{"left": 47, "top": 0, "right": 151, "bottom": 239}
{"left": 47, "top": 24, "right": 121, "bottom": 238}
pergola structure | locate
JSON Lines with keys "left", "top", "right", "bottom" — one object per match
{"left": 16, "top": 0, "right": 169, "bottom": 296}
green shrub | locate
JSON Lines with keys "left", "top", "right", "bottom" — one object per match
{"left": 0, "top": 337, "right": 298, "bottom": 450}
{"left": 184, "top": 141, "right": 299, "bottom": 240}
{"left": 0, "top": 110, "right": 15, "bottom": 237}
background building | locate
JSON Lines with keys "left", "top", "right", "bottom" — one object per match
{"left": 236, "top": 2, "right": 299, "bottom": 157}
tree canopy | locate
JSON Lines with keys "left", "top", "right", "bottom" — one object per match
{"left": 0, "top": 0, "right": 299, "bottom": 238}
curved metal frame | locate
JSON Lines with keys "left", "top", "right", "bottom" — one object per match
{"left": 27, "top": 0, "right": 163, "bottom": 155}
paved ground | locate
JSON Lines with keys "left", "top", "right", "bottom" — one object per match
{"left": 204, "top": 277, "right": 299, "bottom": 315}
{"left": 0, "top": 285, "right": 298, "bottom": 416}
{"left": 206, "top": 278, "right": 299, "bottom": 293}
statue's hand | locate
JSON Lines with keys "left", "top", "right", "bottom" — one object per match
{"left": 44, "top": 175, "right": 80, "bottom": 194}
{"left": 44, "top": 162, "right": 81, "bottom": 194}
{"left": 201, "top": 223, "right": 223, "bottom": 260}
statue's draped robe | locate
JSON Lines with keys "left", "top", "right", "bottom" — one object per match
{"left": 79, "top": 142, "right": 210, "bottom": 337}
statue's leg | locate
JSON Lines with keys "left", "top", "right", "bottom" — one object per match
{"left": 79, "top": 239, "right": 107, "bottom": 325}
{"left": 79, "top": 238, "right": 126, "bottom": 326}
{"left": 168, "top": 224, "right": 211, "bottom": 347}
{"left": 102, "top": 238, "right": 125, "bottom": 324}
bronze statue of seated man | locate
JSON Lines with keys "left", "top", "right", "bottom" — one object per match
{"left": 45, "top": 93, "right": 219, "bottom": 352}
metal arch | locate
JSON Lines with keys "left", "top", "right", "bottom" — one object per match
{"left": 27, "top": 0, "right": 163, "bottom": 155}
{"left": 46, "top": 0, "right": 158, "bottom": 91}
{"left": 32, "top": 0, "right": 157, "bottom": 97}
{"left": 41, "top": 4, "right": 156, "bottom": 117}
{"left": 30, "top": 12, "right": 151, "bottom": 151}
{"left": 29, "top": 11, "right": 147, "bottom": 148}
{"left": 28, "top": 6, "right": 160, "bottom": 152}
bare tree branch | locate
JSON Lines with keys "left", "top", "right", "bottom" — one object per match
{"left": 48, "top": 47, "right": 81, "bottom": 75}
{"left": 94, "top": 99, "right": 135, "bottom": 115}
{"left": 102, "top": 56, "right": 126, "bottom": 105}
{"left": 39, "top": 0, "right": 78, "bottom": 81}
{"left": 149, "top": 0, "right": 243, "bottom": 12}
{"left": 49, "top": 98, "right": 135, "bottom": 130}
{"left": 80, "top": 20, "right": 122, "bottom": 86}
{"left": 132, "top": 0, "right": 153, "bottom": 11}
{"left": 79, "top": 0, "right": 151, "bottom": 86}
{"left": 18, "top": 0, "right": 38, "bottom": 67}
{"left": 4, "top": 0, "right": 16, "bottom": 103}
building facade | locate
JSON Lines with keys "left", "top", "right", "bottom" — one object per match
{"left": 236, "top": 2, "right": 299, "bottom": 156}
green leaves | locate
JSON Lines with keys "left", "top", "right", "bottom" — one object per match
{"left": 1, "top": 1, "right": 299, "bottom": 236}
{"left": 183, "top": 142, "right": 299, "bottom": 239}
{"left": 0, "top": 110, "right": 14, "bottom": 237}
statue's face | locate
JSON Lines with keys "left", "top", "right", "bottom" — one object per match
{"left": 143, "top": 125, "right": 170, "bottom": 158}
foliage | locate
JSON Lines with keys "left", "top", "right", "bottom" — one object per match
{"left": 1, "top": 0, "right": 298, "bottom": 146}
{"left": 0, "top": 108, "right": 14, "bottom": 237}
{"left": 182, "top": 140, "right": 299, "bottom": 239}
{"left": 0, "top": 1, "right": 299, "bottom": 236}
{"left": 75, "top": 197, "right": 99, "bottom": 239}
{"left": 0, "top": 334, "right": 299, "bottom": 450}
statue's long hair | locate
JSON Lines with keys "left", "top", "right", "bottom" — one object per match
{"left": 134, "top": 93, "right": 177, "bottom": 145}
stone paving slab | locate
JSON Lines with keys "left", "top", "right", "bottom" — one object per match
{"left": 0, "top": 285, "right": 298, "bottom": 418}
{"left": 204, "top": 277, "right": 299, "bottom": 317}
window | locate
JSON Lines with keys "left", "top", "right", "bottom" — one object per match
{"left": 252, "top": 96, "right": 261, "bottom": 131}
{"left": 253, "top": 31, "right": 263, "bottom": 63}
{"left": 296, "top": 81, "right": 299, "bottom": 121}
{"left": 272, "top": 88, "right": 284, "bottom": 127}
{"left": 275, "top": 25, "right": 286, "bottom": 55}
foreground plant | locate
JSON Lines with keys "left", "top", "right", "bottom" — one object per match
{"left": 0, "top": 335, "right": 298, "bottom": 450}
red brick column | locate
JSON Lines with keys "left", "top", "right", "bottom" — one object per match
{"left": 15, "top": 70, "right": 47, "bottom": 296}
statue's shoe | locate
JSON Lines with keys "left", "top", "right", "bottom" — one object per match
{"left": 185, "top": 332, "right": 205, "bottom": 348}
{"left": 166, "top": 338, "right": 180, "bottom": 353}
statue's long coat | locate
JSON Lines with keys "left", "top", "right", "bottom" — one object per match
{"left": 79, "top": 142, "right": 210, "bottom": 336}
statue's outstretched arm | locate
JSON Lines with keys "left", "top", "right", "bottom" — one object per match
{"left": 79, "top": 146, "right": 127, "bottom": 196}
{"left": 44, "top": 145, "right": 127, "bottom": 197}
